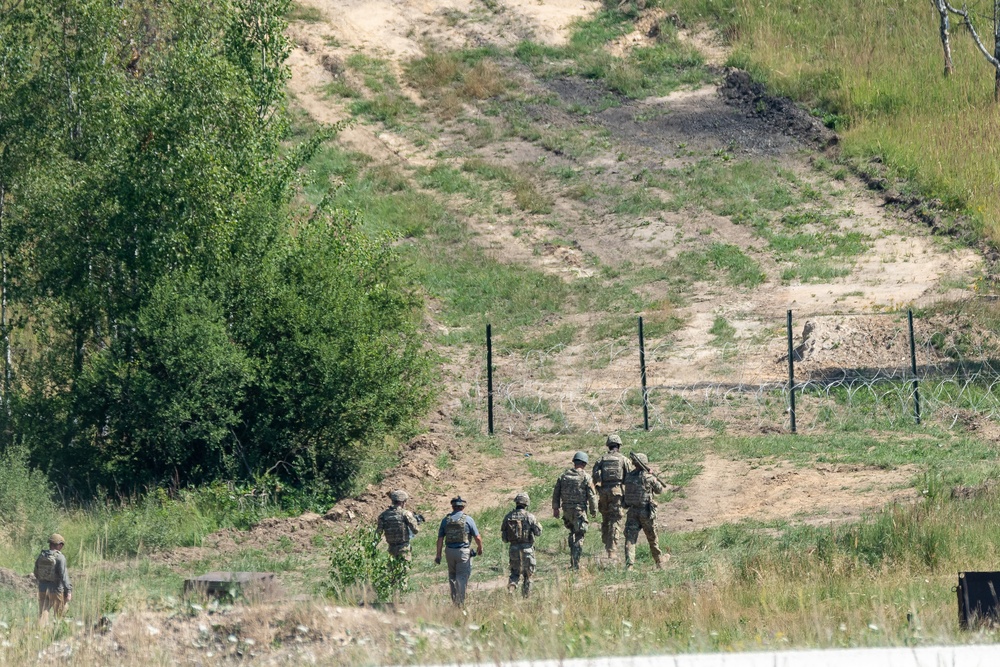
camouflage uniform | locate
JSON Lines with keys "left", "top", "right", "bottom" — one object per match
{"left": 35, "top": 534, "right": 71, "bottom": 625}
{"left": 552, "top": 453, "right": 598, "bottom": 570}
{"left": 377, "top": 504, "right": 420, "bottom": 562}
{"left": 502, "top": 493, "right": 542, "bottom": 597}
{"left": 592, "top": 436, "right": 632, "bottom": 559}
{"left": 622, "top": 457, "right": 665, "bottom": 569}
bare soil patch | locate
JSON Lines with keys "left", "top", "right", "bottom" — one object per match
{"left": 664, "top": 454, "right": 919, "bottom": 532}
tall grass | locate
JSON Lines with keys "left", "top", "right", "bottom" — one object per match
{"left": 673, "top": 0, "right": 1000, "bottom": 242}
{"left": 386, "top": 486, "right": 1000, "bottom": 663}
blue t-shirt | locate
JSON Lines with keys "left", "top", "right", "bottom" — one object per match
{"left": 438, "top": 511, "right": 479, "bottom": 548}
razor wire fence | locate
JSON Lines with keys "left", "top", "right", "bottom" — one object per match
{"left": 457, "top": 308, "right": 1000, "bottom": 438}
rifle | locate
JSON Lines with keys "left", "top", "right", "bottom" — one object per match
{"left": 628, "top": 451, "right": 669, "bottom": 490}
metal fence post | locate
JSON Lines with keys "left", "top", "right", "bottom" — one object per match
{"left": 639, "top": 316, "right": 649, "bottom": 431}
{"left": 787, "top": 310, "right": 796, "bottom": 434}
{"left": 908, "top": 309, "right": 921, "bottom": 425}
{"left": 486, "top": 323, "right": 494, "bottom": 436}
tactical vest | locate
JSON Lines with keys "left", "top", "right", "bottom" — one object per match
{"left": 444, "top": 512, "right": 469, "bottom": 545}
{"left": 598, "top": 454, "right": 625, "bottom": 485}
{"left": 623, "top": 471, "right": 649, "bottom": 508}
{"left": 559, "top": 470, "right": 589, "bottom": 505}
{"left": 382, "top": 507, "right": 409, "bottom": 546}
{"left": 503, "top": 509, "right": 532, "bottom": 546}
{"left": 35, "top": 550, "right": 58, "bottom": 583}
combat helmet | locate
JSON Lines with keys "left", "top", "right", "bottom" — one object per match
{"left": 633, "top": 453, "right": 649, "bottom": 466}
{"left": 514, "top": 492, "right": 530, "bottom": 507}
{"left": 450, "top": 495, "right": 467, "bottom": 508}
{"left": 572, "top": 451, "right": 589, "bottom": 465}
{"left": 388, "top": 489, "right": 409, "bottom": 504}
{"left": 606, "top": 434, "right": 623, "bottom": 449}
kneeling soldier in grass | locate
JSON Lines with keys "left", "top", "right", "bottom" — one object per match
{"left": 502, "top": 492, "right": 542, "bottom": 597}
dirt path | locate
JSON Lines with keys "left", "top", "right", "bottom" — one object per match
{"left": 663, "top": 454, "right": 919, "bottom": 532}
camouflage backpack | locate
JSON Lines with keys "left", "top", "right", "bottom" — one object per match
{"left": 599, "top": 453, "right": 625, "bottom": 485}
{"left": 503, "top": 509, "right": 531, "bottom": 545}
{"left": 382, "top": 508, "right": 409, "bottom": 546}
{"left": 560, "top": 470, "right": 589, "bottom": 505}
{"left": 35, "top": 550, "right": 58, "bottom": 583}
{"left": 623, "top": 471, "right": 649, "bottom": 508}
{"left": 444, "top": 512, "right": 468, "bottom": 544}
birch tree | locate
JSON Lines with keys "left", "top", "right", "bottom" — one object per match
{"left": 936, "top": 0, "right": 1000, "bottom": 100}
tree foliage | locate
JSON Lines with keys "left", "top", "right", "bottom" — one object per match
{"left": 0, "top": 0, "right": 434, "bottom": 497}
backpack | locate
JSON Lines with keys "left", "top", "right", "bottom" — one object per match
{"left": 623, "top": 471, "right": 649, "bottom": 508}
{"left": 35, "top": 550, "right": 58, "bottom": 583}
{"left": 503, "top": 509, "right": 531, "bottom": 545}
{"left": 444, "top": 512, "right": 468, "bottom": 544}
{"left": 381, "top": 508, "right": 409, "bottom": 546}
{"left": 559, "top": 470, "right": 588, "bottom": 505}
{"left": 599, "top": 454, "right": 624, "bottom": 485}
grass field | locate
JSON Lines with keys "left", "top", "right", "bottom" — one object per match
{"left": 671, "top": 0, "right": 1000, "bottom": 245}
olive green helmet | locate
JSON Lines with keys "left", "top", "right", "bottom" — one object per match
{"left": 633, "top": 453, "right": 649, "bottom": 466}
{"left": 572, "top": 451, "right": 589, "bottom": 464}
{"left": 514, "top": 492, "right": 530, "bottom": 507}
{"left": 388, "top": 489, "right": 409, "bottom": 504}
{"left": 606, "top": 434, "right": 623, "bottom": 448}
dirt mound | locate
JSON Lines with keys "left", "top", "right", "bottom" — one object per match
{"left": 720, "top": 69, "right": 836, "bottom": 149}
{"left": 40, "top": 600, "right": 441, "bottom": 666}
{"left": 0, "top": 567, "right": 35, "bottom": 596}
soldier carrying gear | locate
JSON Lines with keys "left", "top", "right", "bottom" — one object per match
{"left": 552, "top": 451, "right": 598, "bottom": 570}
{"left": 502, "top": 492, "right": 543, "bottom": 597}
{"left": 622, "top": 452, "right": 667, "bottom": 571}
{"left": 35, "top": 533, "right": 72, "bottom": 626}
{"left": 377, "top": 489, "right": 421, "bottom": 566}
{"left": 592, "top": 434, "right": 633, "bottom": 561}
{"left": 435, "top": 496, "right": 483, "bottom": 606}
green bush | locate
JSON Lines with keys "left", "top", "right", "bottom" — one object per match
{"left": 0, "top": 447, "right": 58, "bottom": 548}
{"left": 328, "top": 525, "right": 408, "bottom": 603}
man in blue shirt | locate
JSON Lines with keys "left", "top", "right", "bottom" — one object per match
{"left": 435, "top": 496, "right": 483, "bottom": 606}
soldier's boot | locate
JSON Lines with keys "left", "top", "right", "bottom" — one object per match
{"left": 507, "top": 581, "right": 517, "bottom": 594}
{"left": 624, "top": 544, "right": 635, "bottom": 570}
{"left": 653, "top": 554, "right": 663, "bottom": 570}
{"left": 570, "top": 544, "right": 583, "bottom": 570}
{"left": 522, "top": 580, "right": 531, "bottom": 598}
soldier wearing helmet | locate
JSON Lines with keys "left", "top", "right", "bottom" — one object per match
{"left": 501, "top": 492, "right": 543, "bottom": 597}
{"left": 551, "top": 451, "right": 598, "bottom": 570}
{"left": 592, "top": 434, "right": 633, "bottom": 561}
{"left": 622, "top": 452, "right": 666, "bottom": 570}
{"left": 434, "top": 496, "right": 483, "bottom": 606}
{"left": 35, "top": 533, "right": 71, "bottom": 625}
{"left": 377, "top": 490, "right": 422, "bottom": 567}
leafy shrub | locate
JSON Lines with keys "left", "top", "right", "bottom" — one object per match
{"left": 0, "top": 447, "right": 58, "bottom": 548}
{"left": 328, "top": 526, "right": 408, "bottom": 603}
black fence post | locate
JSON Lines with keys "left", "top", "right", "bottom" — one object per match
{"left": 908, "top": 309, "right": 921, "bottom": 425}
{"left": 787, "top": 310, "right": 796, "bottom": 434}
{"left": 639, "top": 316, "right": 649, "bottom": 431}
{"left": 486, "top": 323, "right": 494, "bottom": 436}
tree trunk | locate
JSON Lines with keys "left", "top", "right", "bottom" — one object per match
{"left": 936, "top": 0, "right": 955, "bottom": 75}
{"left": 0, "top": 182, "right": 8, "bottom": 417}
{"left": 994, "top": 0, "right": 1000, "bottom": 101}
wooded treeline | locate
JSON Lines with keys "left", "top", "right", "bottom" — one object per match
{"left": 0, "top": 0, "right": 433, "bottom": 499}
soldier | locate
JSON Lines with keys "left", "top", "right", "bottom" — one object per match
{"left": 434, "top": 496, "right": 483, "bottom": 606}
{"left": 552, "top": 451, "right": 598, "bottom": 570}
{"left": 35, "top": 533, "right": 72, "bottom": 625}
{"left": 501, "top": 492, "right": 542, "bottom": 597}
{"left": 623, "top": 453, "right": 666, "bottom": 570}
{"left": 376, "top": 489, "right": 422, "bottom": 563}
{"left": 592, "top": 434, "right": 632, "bottom": 560}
